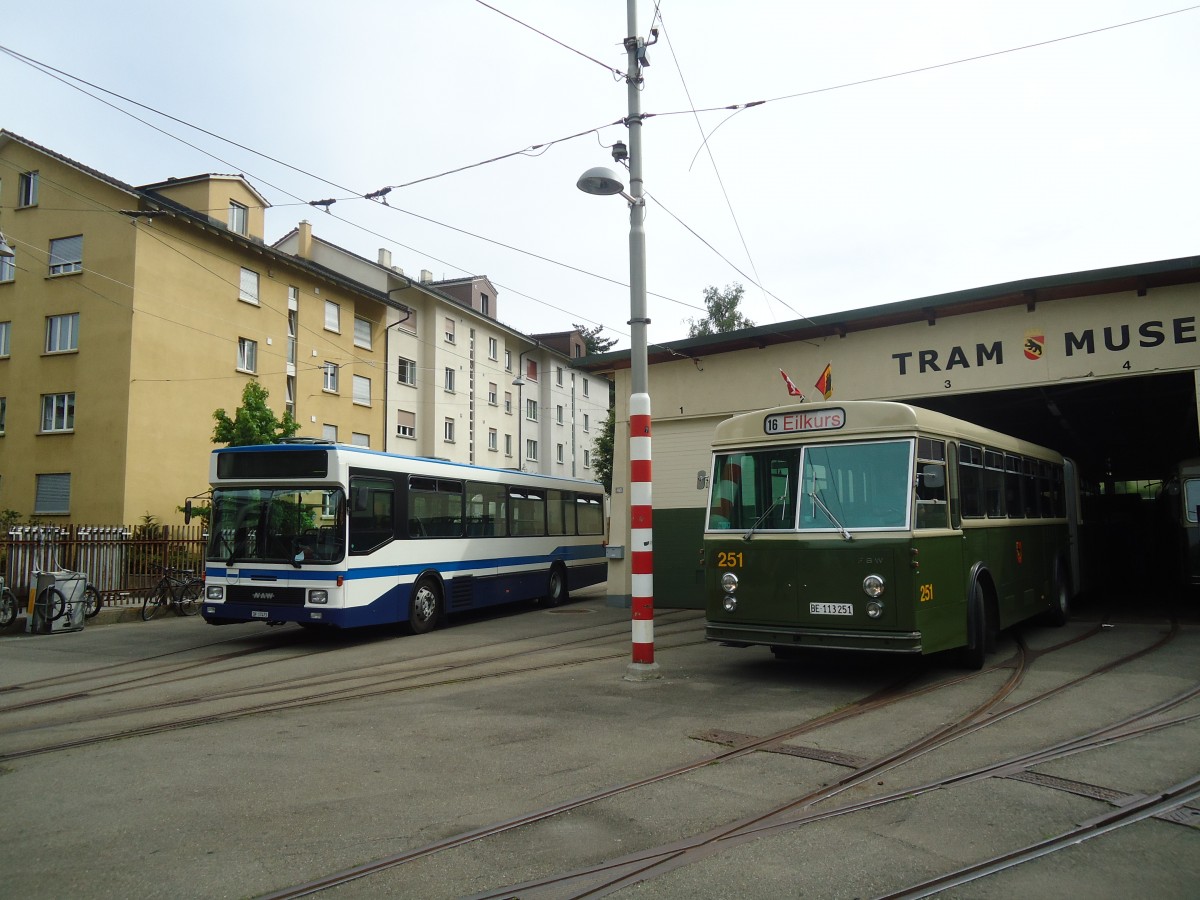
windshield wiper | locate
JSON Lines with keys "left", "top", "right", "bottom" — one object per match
{"left": 743, "top": 475, "right": 789, "bottom": 542}
{"left": 810, "top": 491, "right": 853, "bottom": 541}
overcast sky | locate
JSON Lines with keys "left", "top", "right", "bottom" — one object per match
{"left": 4, "top": 1, "right": 1197, "bottom": 350}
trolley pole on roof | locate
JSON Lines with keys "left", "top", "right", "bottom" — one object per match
{"left": 576, "top": 1, "right": 660, "bottom": 681}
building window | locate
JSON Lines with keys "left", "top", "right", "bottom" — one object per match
{"left": 526, "top": 399, "right": 537, "bottom": 421}
{"left": 504, "top": 349, "right": 512, "bottom": 372}
{"left": 488, "top": 382, "right": 498, "bottom": 406}
{"left": 397, "top": 357, "right": 416, "bottom": 386}
{"left": 504, "top": 391, "right": 512, "bottom": 414}
{"left": 354, "top": 316, "right": 372, "bottom": 350}
{"left": 556, "top": 404, "right": 564, "bottom": 425}
{"left": 18, "top": 171, "right": 39, "bottom": 208}
{"left": 584, "top": 449, "right": 591, "bottom": 468}
{"left": 583, "top": 413, "right": 590, "bottom": 432}
{"left": 505, "top": 434, "right": 513, "bottom": 457}
{"left": 481, "top": 293, "right": 490, "bottom": 316}
{"left": 556, "top": 366, "right": 563, "bottom": 386}
{"left": 35, "top": 473, "right": 70, "bottom": 515}
{"left": 286, "top": 375, "right": 296, "bottom": 418}
{"left": 526, "top": 439, "right": 538, "bottom": 462}
{"left": 48, "top": 235, "right": 83, "bottom": 275}
{"left": 237, "top": 337, "right": 257, "bottom": 373}
{"left": 488, "top": 337, "right": 498, "bottom": 360}
{"left": 444, "top": 418, "right": 455, "bottom": 443}
{"left": 396, "top": 307, "right": 417, "bottom": 333}
{"left": 0, "top": 251, "right": 14, "bottom": 283}
{"left": 582, "top": 377, "right": 590, "bottom": 397}
{"left": 287, "top": 306, "right": 297, "bottom": 366}
{"left": 444, "top": 317, "right": 456, "bottom": 344}
{"left": 444, "top": 367, "right": 455, "bottom": 392}
{"left": 239, "top": 267, "right": 259, "bottom": 304}
{"left": 323, "top": 423, "right": 337, "bottom": 442}
{"left": 324, "top": 301, "right": 340, "bottom": 333}
{"left": 556, "top": 443, "right": 564, "bottom": 464}
{"left": 351, "top": 432, "right": 370, "bottom": 447}
{"left": 526, "top": 359, "right": 538, "bottom": 382}
{"left": 353, "top": 374, "right": 371, "bottom": 406}
{"left": 396, "top": 410, "right": 416, "bottom": 440}
{"left": 42, "top": 392, "right": 75, "bottom": 432}
{"left": 228, "top": 201, "right": 248, "bottom": 235}
{"left": 488, "top": 428, "right": 498, "bottom": 451}
{"left": 0, "top": 397, "right": 6, "bottom": 435}
{"left": 574, "top": 341, "right": 584, "bottom": 358}
{"left": 0, "top": 321, "right": 9, "bottom": 356}
{"left": 323, "top": 362, "right": 339, "bottom": 393}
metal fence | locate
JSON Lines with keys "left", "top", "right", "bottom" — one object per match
{"left": 3, "top": 525, "right": 207, "bottom": 609}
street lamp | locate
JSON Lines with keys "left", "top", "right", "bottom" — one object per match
{"left": 576, "top": 1, "right": 659, "bottom": 682}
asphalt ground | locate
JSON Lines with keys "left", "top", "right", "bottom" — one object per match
{"left": 1, "top": 586, "right": 1197, "bottom": 899}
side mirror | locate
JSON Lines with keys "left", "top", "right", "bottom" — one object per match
{"left": 697, "top": 470, "right": 709, "bottom": 490}
{"left": 920, "top": 465, "right": 945, "bottom": 489}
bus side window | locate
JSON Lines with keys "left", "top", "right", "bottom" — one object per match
{"left": 349, "top": 476, "right": 396, "bottom": 554}
{"left": 916, "top": 438, "right": 947, "bottom": 529}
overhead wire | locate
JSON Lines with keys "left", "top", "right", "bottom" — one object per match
{"left": 2, "top": 2, "right": 1194, "bottom": 350}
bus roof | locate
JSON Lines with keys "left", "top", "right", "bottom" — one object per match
{"left": 211, "top": 442, "right": 605, "bottom": 491}
{"left": 712, "top": 400, "right": 1065, "bottom": 463}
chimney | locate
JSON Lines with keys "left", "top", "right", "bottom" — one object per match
{"left": 297, "top": 220, "right": 313, "bottom": 260}
{"left": 420, "top": 269, "right": 433, "bottom": 283}
{"left": 378, "top": 248, "right": 392, "bottom": 268}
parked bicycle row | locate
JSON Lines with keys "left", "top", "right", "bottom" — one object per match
{"left": 0, "top": 566, "right": 203, "bottom": 627}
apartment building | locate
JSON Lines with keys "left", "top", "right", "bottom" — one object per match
{"left": 271, "top": 229, "right": 611, "bottom": 479}
{"left": 0, "top": 131, "right": 610, "bottom": 524}
{"left": 0, "top": 131, "right": 392, "bottom": 523}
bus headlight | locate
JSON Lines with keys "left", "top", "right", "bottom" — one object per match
{"left": 206, "top": 585, "right": 224, "bottom": 600}
{"left": 862, "top": 574, "right": 885, "bottom": 598}
{"left": 721, "top": 573, "right": 738, "bottom": 593}
{"left": 309, "top": 589, "right": 329, "bottom": 605}
{"left": 866, "top": 600, "right": 884, "bottom": 618}
{"left": 723, "top": 595, "right": 738, "bottom": 612}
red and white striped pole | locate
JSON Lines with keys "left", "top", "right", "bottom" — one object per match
{"left": 627, "top": 392, "right": 657, "bottom": 678}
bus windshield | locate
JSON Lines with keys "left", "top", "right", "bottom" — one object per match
{"left": 708, "top": 439, "right": 913, "bottom": 533}
{"left": 800, "top": 441, "right": 912, "bottom": 530}
{"left": 208, "top": 487, "right": 346, "bottom": 565}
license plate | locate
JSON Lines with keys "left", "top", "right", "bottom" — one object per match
{"left": 251, "top": 610, "right": 269, "bottom": 619}
{"left": 810, "top": 602, "right": 853, "bottom": 616}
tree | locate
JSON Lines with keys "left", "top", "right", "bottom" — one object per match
{"left": 592, "top": 406, "right": 615, "bottom": 494}
{"left": 686, "top": 283, "right": 754, "bottom": 337}
{"left": 212, "top": 382, "right": 300, "bottom": 446}
{"left": 573, "top": 323, "right": 619, "bottom": 355}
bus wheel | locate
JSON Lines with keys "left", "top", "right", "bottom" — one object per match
{"left": 409, "top": 577, "right": 442, "bottom": 635}
{"left": 956, "top": 583, "right": 988, "bottom": 671}
{"left": 1046, "top": 564, "right": 1070, "bottom": 627}
{"left": 544, "top": 564, "right": 569, "bottom": 607}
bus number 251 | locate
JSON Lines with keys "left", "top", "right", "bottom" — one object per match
{"left": 717, "top": 551, "right": 744, "bottom": 568}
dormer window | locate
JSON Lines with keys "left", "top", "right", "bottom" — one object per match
{"left": 229, "top": 200, "right": 248, "bottom": 235}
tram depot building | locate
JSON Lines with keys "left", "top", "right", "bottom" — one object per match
{"left": 579, "top": 255, "right": 1200, "bottom": 610}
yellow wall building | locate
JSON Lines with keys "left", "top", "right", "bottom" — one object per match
{"left": 0, "top": 131, "right": 390, "bottom": 523}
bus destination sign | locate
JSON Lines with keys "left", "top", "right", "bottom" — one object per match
{"left": 764, "top": 408, "right": 846, "bottom": 435}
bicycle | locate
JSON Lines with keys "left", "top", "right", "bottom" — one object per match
{"left": 142, "top": 567, "right": 204, "bottom": 620}
{"left": 0, "top": 576, "right": 19, "bottom": 628}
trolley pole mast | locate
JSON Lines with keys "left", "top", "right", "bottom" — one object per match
{"left": 622, "top": 0, "right": 658, "bottom": 681}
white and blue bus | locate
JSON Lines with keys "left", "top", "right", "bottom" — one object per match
{"left": 197, "top": 441, "right": 608, "bottom": 632}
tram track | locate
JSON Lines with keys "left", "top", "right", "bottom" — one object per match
{"left": 0, "top": 616, "right": 710, "bottom": 760}
{"left": 0, "top": 607, "right": 699, "bottom": 719}
{"left": 257, "top": 616, "right": 1186, "bottom": 899}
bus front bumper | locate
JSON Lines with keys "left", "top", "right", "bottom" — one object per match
{"left": 705, "top": 621, "right": 924, "bottom": 654}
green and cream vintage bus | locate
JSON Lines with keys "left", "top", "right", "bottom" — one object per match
{"left": 703, "top": 401, "right": 1080, "bottom": 668}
